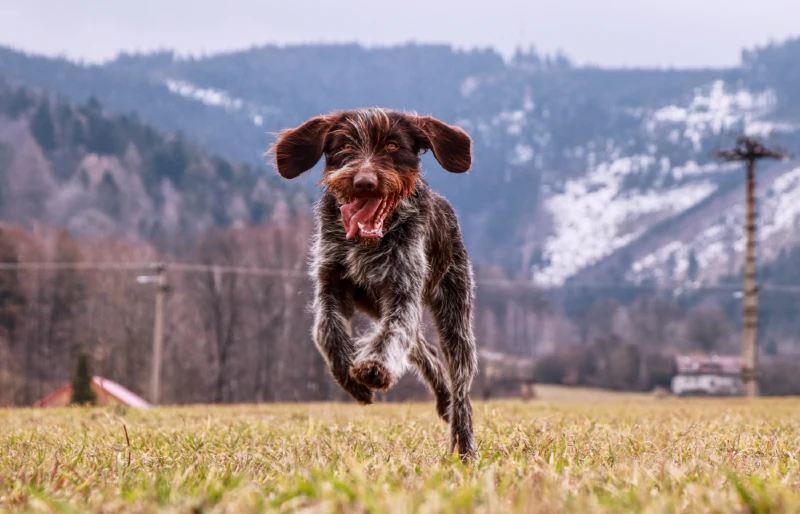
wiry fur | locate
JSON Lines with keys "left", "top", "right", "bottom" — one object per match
{"left": 271, "top": 108, "right": 478, "bottom": 458}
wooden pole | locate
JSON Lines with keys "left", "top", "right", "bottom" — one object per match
{"left": 150, "top": 263, "right": 167, "bottom": 405}
{"left": 714, "top": 136, "right": 790, "bottom": 398}
{"left": 742, "top": 160, "right": 759, "bottom": 397}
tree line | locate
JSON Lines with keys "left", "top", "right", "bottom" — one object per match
{"left": 2, "top": 218, "right": 800, "bottom": 407}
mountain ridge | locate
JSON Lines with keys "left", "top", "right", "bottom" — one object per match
{"left": 1, "top": 39, "right": 800, "bottom": 287}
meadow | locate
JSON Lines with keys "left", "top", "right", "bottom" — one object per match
{"left": 2, "top": 386, "right": 799, "bottom": 513}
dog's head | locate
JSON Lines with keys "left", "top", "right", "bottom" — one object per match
{"left": 270, "top": 108, "right": 471, "bottom": 242}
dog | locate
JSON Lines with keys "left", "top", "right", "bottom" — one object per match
{"left": 270, "top": 108, "right": 478, "bottom": 458}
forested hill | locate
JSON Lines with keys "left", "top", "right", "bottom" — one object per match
{"left": 2, "top": 40, "right": 800, "bottom": 286}
{"left": 0, "top": 80, "right": 307, "bottom": 251}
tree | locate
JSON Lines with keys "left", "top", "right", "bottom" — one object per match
{"left": 5, "top": 88, "right": 34, "bottom": 119}
{"left": 144, "top": 138, "right": 190, "bottom": 189}
{"left": 86, "top": 114, "right": 122, "bottom": 155}
{"left": 192, "top": 231, "right": 243, "bottom": 403}
{"left": 70, "top": 119, "right": 86, "bottom": 147}
{"left": 97, "top": 172, "right": 122, "bottom": 219}
{"left": 686, "top": 306, "right": 734, "bottom": 353}
{"left": 629, "top": 297, "right": 682, "bottom": 390}
{"left": 583, "top": 298, "right": 621, "bottom": 344}
{"left": 31, "top": 102, "right": 57, "bottom": 151}
{"left": 0, "top": 229, "right": 25, "bottom": 343}
{"left": 71, "top": 352, "right": 96, "bottom": 405}
{"left": 48, "top": 231, "right": 86, "bottom": 363}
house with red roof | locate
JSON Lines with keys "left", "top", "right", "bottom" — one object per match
{"left": 671, "top": 355, "right": 744, "bottom": 397}
{"left": 34, "top": 377, "right": 150, "bottom": 408}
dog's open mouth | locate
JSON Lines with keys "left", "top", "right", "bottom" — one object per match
{"left": 340, "top": 196, "right": 394, "bottom": 240}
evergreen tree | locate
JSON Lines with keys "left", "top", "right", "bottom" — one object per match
{"left": 6, "top": 88, "right": 33, "bottom": 119}
{"left": 97, "top": 172, "right": 122, "bottom": 219}
{"left": 70, "top": 119, "right": 86, "bottom": 147}
{"left": 70, "top": 352, "right": 96, "bottom": 406}
{"left": 0, "top": 229, "right": 25, "bottom": 343}
{"left": 144, "top": 137, "right": 190, "bottom": 189}
{"left": 31, "top": 102, "right": 57, "bottom": 151}
{"left": 86, "top": 114, "right": 122, "bottom": 155}
{"left": 0, "top": 142, "right": 11, "bottom": 213}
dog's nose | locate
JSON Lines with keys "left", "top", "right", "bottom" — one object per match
{"left": 353, "top": 174, "right": 378, "bottom": 192}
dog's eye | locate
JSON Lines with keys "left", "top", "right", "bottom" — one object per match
{"left": 385, "top": 142, "right": 399, "bottom": 152}
{"left": 343, "top": 143, "right": 353, "bottom": 151}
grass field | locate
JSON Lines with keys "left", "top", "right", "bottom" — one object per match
{"left": 2, "top": 387, "right": 800, "bottom": 513}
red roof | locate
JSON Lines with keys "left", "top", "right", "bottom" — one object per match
{"left": 93, "top": 377, "right": 150, "bottom": 408}
{"left": 675, "top": 355, "right": 743, "bottom": 375}
{"left": 34, "top": 376, "right": 150, "bottom": 408}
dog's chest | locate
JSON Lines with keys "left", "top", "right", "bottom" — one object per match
{"left": 342, "top": 242, "right": 396, "bottom": 288}
{"left": 317, "top": 197, "right": 427, "bottom": 289}
{"left": 340, "top": 235, "right": 428, "bottom": 294}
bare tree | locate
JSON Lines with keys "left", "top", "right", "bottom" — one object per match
{"left": 628, "top": 297, "right": 682, "bottom": 391}
{"left": 686, "top": 306, "right": 735, "bottom": 354}
{"left": 192, "top": 232, "right": 243, "bottom": 403}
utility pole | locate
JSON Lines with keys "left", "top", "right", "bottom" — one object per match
{"left": 714, "top": 136, "right": 789, "bottom": 397}
{"left": 138, "top": 262, "right": 168, "bottom": 405}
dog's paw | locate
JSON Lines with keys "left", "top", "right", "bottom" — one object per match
{"left": 343, "top": 376, "right": 375, "bottom": 405}
{"left": 449, "top": 433, "right": 477, "bottom": 462}
{"left": 350, "top": 360, "right": 394, "bottom": 391}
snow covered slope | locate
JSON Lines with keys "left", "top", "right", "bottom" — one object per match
{"left": 528, "top": 80, "right": 798, "bottom": 287}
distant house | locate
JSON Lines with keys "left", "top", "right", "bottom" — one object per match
{"left": 34, "top": 377, "right": 150, "bottom": 408}
{"left": 671, "top": 355, "right": 744, "bottom": 397}
{"left": 477, "top": 349, "right": 536, "bottom": 400}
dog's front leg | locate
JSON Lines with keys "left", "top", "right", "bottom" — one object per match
{"left": 312, "top": 271, "right": 374, "bottom": 405}
{"left": 350, "top": 286, "right": 422, "bottom": 392}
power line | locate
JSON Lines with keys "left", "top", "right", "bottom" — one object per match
{"left": 0, "top": 261, "right": 308, "bottom": 278}
{"left": 0, "top": 261, "right": 150, "bottom": 272}
{"left": 1, "top": 260, "right": 800, "bottom": 293}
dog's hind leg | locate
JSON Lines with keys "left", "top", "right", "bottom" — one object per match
{"left": 429, "top": 261, "right": 478, "bottom": 460}
{"left": 409, "top": 333, "right": 452, "bottom": 422}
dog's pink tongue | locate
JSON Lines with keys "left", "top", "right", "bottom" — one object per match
{"left": 340, "top": 198, "right": 382, "bottom": 240}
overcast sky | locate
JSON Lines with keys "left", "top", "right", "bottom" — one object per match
{"left": 2, "top": 0, "right": 799, "bottom": 68}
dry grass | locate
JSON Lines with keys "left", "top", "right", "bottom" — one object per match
{"left": 2, "top": 390, "right": 800, "bottom": 513}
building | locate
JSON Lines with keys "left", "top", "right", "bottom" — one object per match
{"left": 671, "top": 355, "right": 744, "bottom": 397}
{"left": 477, "top": 349, "right": 536, "bottom": 400}
{"left": 34, "top": 377, "right": 150, "bottom": 408}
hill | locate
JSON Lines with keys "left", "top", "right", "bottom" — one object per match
{"left": 0, "top": 80, "right": 307, "bottom": 251}
{"left": 2, "top": 40, "right": 800, "bottom": 284}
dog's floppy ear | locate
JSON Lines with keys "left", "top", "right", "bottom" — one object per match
{"left": 269, "top": 115, "right": 335, "bottom": 179}
{"left": 411, "top": 116, "right": 472, "bottom": 173}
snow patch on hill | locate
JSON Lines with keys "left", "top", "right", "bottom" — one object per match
{"left": 165, "top": 79, "right": 277, "bottom": 127}
{"left": 533, "top": 154, "right": 717, "bottom": 287}
{"left": 646, "top": 81, "right": 780, "bottom": 150}
{"left": 530, "top": 80, "right": 798, "bottom": 287}
{"left": 166, "top": 79, "right": 244, "bottom": 111}
{"left": 628, "top": 166, "right": 800, "bottom": 286}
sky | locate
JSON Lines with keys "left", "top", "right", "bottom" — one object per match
{"left": 1, "top": 0, "right": 800, "bottom": 68}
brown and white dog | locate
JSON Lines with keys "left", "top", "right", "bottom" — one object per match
{"left": 271, "top": 108, "right": 478, "bottom": 458}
